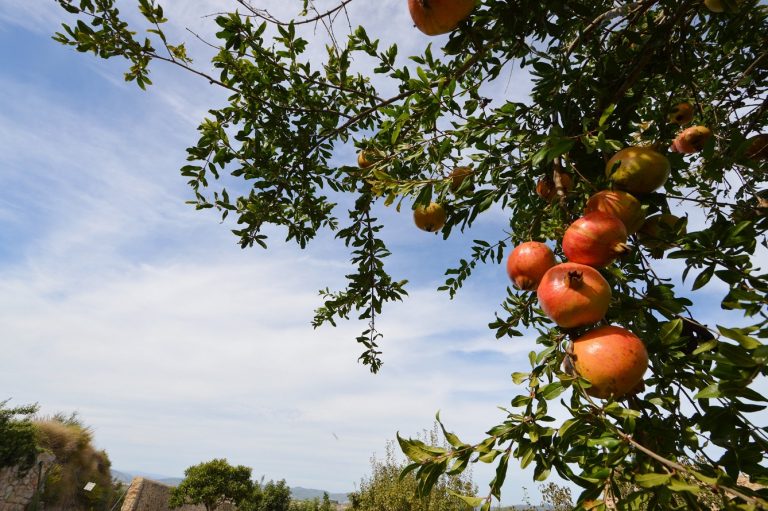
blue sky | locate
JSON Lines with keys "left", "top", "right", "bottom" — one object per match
{"left": 0, "top": 0, "right": 765, "bottom": 506}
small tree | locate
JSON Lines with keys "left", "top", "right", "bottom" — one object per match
{"left": 245, "top": 478, "right": 292, "bottom": 511}
{"left": 288, "top": 499, "right": 320, "bottom": 511}
{"left": 319, "top": 492, "right": 332, "bottom": 511}
{"left": 169, "top": 458, "right": 254, "bottom": 511}
{"left": 350, "top": 426, "right": 475, "bottom": 511}
{"left": 0, "top": 399, "right": 39, "bottom": 474}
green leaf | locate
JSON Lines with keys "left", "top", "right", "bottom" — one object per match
{"left": 396, "top": 433, "right": 443, "bottom": 463}
{"left": 490, "top": 452, "right": 509, "bottom": 499}
{"left": 546, "top": 139, "right": 575, "bottom": 161}
{"left": 478, "top": 450, "right": 501, "bottom": 463}
{"left": 512, "top": 372, "right": 529, "bottom": 385}
{"left": 599, "top": 104, "right": 616, "bottom": 127}
{"left": 692, "top": 265, "right": 715, "bottom": 291}
{"left": 660, "top": 318, "right": 683, "bottom": 345}
{"left": 667, "top": 478, "right": 701, "bottom": 494}
{"left": 634, "top": 472, "right": 672, "bottom": 488}
{"left": 718, "top": 326, "right": 762, "bottom": 349}
{"left": 449, "top": 492, "right": 485, "bottom": 508}
{"left": 435, "top": 411, "right": 465, "bottom": 448}
{"left": 694, "top": 384, "right": 721, "bottom": 400}
{"left": 539, "top": 382, "right": 565, "bottom": 400}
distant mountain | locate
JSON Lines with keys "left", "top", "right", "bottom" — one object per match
{"left": 290, "top": 486, "right": 349, "bottom": 503}
{"left": 111, "top": 469, "right": 182, "bottom": 486}
{"left": 111, "top": 470, "right": 349, "bottom": 503}
{"left": 111, "top": 470, "right": 133, "bottom": 484}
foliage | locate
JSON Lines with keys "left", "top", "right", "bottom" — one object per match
{"left": 169, "top": 458, "right": 255, "bottom": 511}
{"left": 520, "top": 482, "right": 573, "bottom": 511}
{"left": 53, "top": 0, "right": 768, "bottom": 509}
{"left": 349, "top": 425, "right": 475, "bottom": 511}
{"left": 243, "top": 478, "right": 293, "bottom": 511}
{"left": 288, "top": 492, "right": 333, "bottom": 511}
{"left": 35, "top": 413, "right": 115, "bottom": 511}
{"left": 0, "top": 399, "right": 39, "bottom": 474}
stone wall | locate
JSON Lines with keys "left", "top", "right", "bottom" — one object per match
{"left": 120, "top": 477, "right": 235, "bottom": 511}
{"left": 0, "top": 453, "right": 55, "bottom": 511}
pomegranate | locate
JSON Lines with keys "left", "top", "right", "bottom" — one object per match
{"left": 536, "top": 173, "right": 573, "bottom": 202}
{"left": 413, "top": 202, "right": 447, "bottom": 232}
{"left": 357, "top": 150, "right": 374, "bottom": 169}
{"left": 745, "top": 134, "right": 768, "bottom": 160}
{"left": 448, "top": 166, "right": 473, "bottom": 193}
{"left": 584, "top": 190, "right": 645, "bottom": 234}
{"left": 571, "top": 325, "right": 648, "bottom": 399}
{"left": 605, "top": 146, "right": 670, "bottom": 194}
{"left": 671, "top": 125, "right": 712, "bottom": 154}
{"left": 536, "top": 177, "right": 555, "bottom": 201}
{"left": 506, "top": 242, "right": 556, "bottom": 291}
{"left": 537, "top": 262, "right": 611, "bottom": 329}
{"left": 563, "top": 212, "right": 629, "bottom": 268}
{"left": 408, "top": 0, "right": 476, "bottom": 36}
{"left": 668, "top": 102, "right": 694, "bottom": 125}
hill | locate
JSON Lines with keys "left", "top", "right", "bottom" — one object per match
{"left": 112, "top": 470, "right": 350, "bottom": 502}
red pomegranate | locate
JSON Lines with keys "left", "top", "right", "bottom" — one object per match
{"left": 506, "top": 242, "right": 556, "bottom": 291}
{"left": 671, "top": 125, "right": 712, "bottom": 154}
{"left": 667, "top": 102, "right": 694, "bottom": 125}
{"left": 536, "top": 173, "right": 574, "bottom": 202}
{"left": 562, "top": 212, "right": 629, "bottom": 268}
{"left": 408, "top": 0, "right": 476, "bottom": 36}
{"left": 584, "top": 190, "right": 645, "bottom": 234}
{"left": 537, "top": 263, "right": 611, "bottom": 329}
{"left": 571, "top": 325, "right": 648, "bottom": 399}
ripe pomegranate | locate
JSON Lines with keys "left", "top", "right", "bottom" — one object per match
{"left": 506, "top": 242, "right": 556, "bottom": 291}
{"left": 704, "top": 0, "right": 741, "bottom": 12}
{"left": 745, "top": 134, "right": 768, "bottom": 160}
{"left": 671, "top": 125, "right": 712, "bottom": 154}
{"left": 562, "top": 212, "right": 629, "bottom": 268}
{"left": 413, "top": 202, "right": 447, "bottom": 232}
{"left": 571, "top": 325, "right": 648, "bottom": 399}
{"left": 357, "top": 150, "right": 374, "bottom": 169}
{"left": 448, "top": 166, "right": 473, "bottom": 193}
{"left": 668, "top": 102, "right": 694, "bottom": 125}
{"left": 536, "top": 172, "right": 573, "bottom": 202}
{"left": 584, "top": 190, "right": 645, "bottom": 234}
{"left": 704, "top": 0, "right": 726, "bottom": 11}
{"left": 537, "top": 262, "right": 611, "bottom": 329}
{"left": 408, "top": 0, "right": 476, "bottom": 36}
{"left": 606, "top": 147, "right": 671, "bottom": 194}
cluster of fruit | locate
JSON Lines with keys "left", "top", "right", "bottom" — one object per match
{"left": 506, "top": 175, "right": 657, "bottom": 400}
{"left": 507, "top": 100, "right": 767, "bottom": 400}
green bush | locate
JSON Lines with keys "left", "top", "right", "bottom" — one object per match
{"left": 0, "top": 399, "right": 39, "bottom": 475}
{"left": 35, "top": 413, "right": 114, "bottom": 511}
